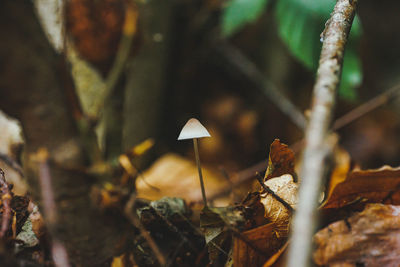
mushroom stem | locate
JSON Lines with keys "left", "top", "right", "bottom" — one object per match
{"left": 193, "top": 138, "right": 208, "bottom": 207}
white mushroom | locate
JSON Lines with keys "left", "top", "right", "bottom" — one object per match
{"left": 178, "top": 118, "right": 211, "bottom": 207}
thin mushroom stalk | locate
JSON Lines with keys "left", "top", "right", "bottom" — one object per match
{"left": 178, "top": 118, "right": 211, "bottom": 207}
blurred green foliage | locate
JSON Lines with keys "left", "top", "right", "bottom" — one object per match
{"left": 222, "top": 0, "right": 363, "bottom": 100}
{"left": 222, "top": 0, "right": 269, "bottom": 36}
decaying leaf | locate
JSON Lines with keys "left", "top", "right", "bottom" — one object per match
{"left": 136, "top": 153, "right": 228, "bottom": 205}
{"left": 263, "top": 241, "right": 288, "bottom": 267}
{"left": 200, "top": 206, "right": 245, "bottom": 265}
{"left": 233, "top": 223, "right": 282, "bottom": 267}
{"left": 322, "top": 166, "right": 400, "bottom": 209}
{"left": 260, "top": 174, "right": 298, "bottom": 237}
{"left": 314, "top": 203, "right": 400, "bottom": 266}
{"left": 323, "top": 147, "right": 352, "bottom": 205}
{"left": 200, "top": 207, "right": 229, "bottom": 264}
{"left": 264, "top": 139, "right": 296, "bottom": 181}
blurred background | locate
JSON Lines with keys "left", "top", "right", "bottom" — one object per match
{"left": 1, "top": 0, "right": 400, "bottom": 189}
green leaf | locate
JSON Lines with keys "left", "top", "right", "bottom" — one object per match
{"left": 222, "top": 0, "right": 269, "bottom": 37}
{"left": 340, "top": 48, "right": 362, "bottom": 100}
{"left": 274, "top": 0, "right": 363, "bottom": 99}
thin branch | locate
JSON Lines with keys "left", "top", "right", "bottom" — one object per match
{"left": 0, "top": 169, "right": 12, "bottom": 238}
{"left": 215, "top": 42, "right": 307, "bottom": 131}
{"left": 287, "top": 1, "right": 359, "bottom": 267}
{"left": 333, "top": 83, "right": 400, "bottom": 130}
{"left": 124, "top": 194, "right": 166, "bottom": 266}
{"left": 36, "top": 149, "right": 71, "bottom": 267}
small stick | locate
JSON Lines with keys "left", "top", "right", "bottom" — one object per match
{"left": 0, "top": 169, "right": 12, "bottom": 238}
{"left": 124, "top": 194, "right": 166, "bottom": 266}
{"left": 193, "top": 138, "right": 208, "bottom": 207}
{"left": 255, "top": 172, "right": 294, "bottom": 213}
{"left": 36, "top": 148, "right": 71, "bottom": 267}
{"left": 333, "top": 83, "right": 400, "bottom": 130}
{"left": 287, "top": 1, "right": 359, "bottom": 266}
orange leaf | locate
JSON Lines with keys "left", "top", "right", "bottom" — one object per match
{"left": 322, "top": 166, "right": 400, "bottom": 209}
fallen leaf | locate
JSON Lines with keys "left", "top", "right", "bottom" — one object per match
{"left": 200, "top": 207, "right": 229, "bottom": 264}
{"left": 314, "top": 203, "right": 400, "bottom": 266}
{"left": 263, "top": 241, "right": 289, "bottom": 267}
{"left": 200, "top": 206, "right": 245, "bottom": 264}
{"left": 15, "top": 217, "right": 39, "bottom": 248}
{"left": 260, "top": 174, "right": 298, "bottom": 237}
{"left": 136, "top": 153, "right": 228, "bottom": 205}
{"left": 322, "top": 166, "right": 400, "bottom": 209}
{"left": 233, "top": 223, "right": 282, "bottom": 267}
{"left": 264, "top": 139, "right": 296, "bottom": 181}
{"left": 324, "top": 147, "right": 352, "bottom": 203}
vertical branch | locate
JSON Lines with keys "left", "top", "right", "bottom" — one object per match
{"left": 0, "top": 169, "right": 12, "bottom": 238}
{"left": 36, "top": 148, "right": 71, "bottom": 267}
{"left": 287, "top": 1, "right": 359, "bottom": 267}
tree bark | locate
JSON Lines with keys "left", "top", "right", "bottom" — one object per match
{"left": 287, "top": 0, "right": 359, "bottom": 266}
{"left": 122, "top": 0, "right": 174, "bottom": 166}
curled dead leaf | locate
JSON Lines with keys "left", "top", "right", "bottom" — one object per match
{"left": 264, "top": 139, "right": 296, "bottom": 181}
{"left": 314, "top": 203, "right": 400, "bottom": 266}
{"left": 260, "top": 174, "right": 298, "bottom": 237}
{"left": 322, "top": 166, "right": 400, "bottom": 209}
{"left": 233, "top": 223, "right": 281, "bottom": 267}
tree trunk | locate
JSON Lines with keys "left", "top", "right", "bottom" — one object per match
{"left": 0, "top": 1, "right": 127, "bottom": 265}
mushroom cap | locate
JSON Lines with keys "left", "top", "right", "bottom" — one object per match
{"left": 177, "top": 118, "right": 211, "bottom": 140}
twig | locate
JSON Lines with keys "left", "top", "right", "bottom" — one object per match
{"left": 124, "top": 194, "right": 166, "bottom": 266}
{"left": 0, "top": 169, "right": 12, "bottom": 238}
{"left": 333, "top": 83, "right": 400, "bottom": 130}
{"left": 215, "top": 42, "right": 307, "bottom": 131}
{"left": 287, "top": 1, "right": 359, "bottom": 267}
{"left": 255, "top": 172, "right": 294, "bottom": 213}
{"left": 36, "top": 149, "right": 71, "bottom": 267}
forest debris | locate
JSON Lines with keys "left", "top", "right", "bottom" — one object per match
{"left": 264, "top": 139, "right": 296, "bottom": 181}
{"left": 200, "top": 207, "right": 230, "bottom": 264}
{"left": 260, "top": 174, "right": 298, "bottom": 237}
{"left": 0, "top": 111, "right": 26, "bottom": 195}
{"left": 233, "top": 223, "right": 281, "bottom": 267}
{"left": 16, "top": 218, "right": 39, "bottom": 248}
{"left": 314, "top": 203, "right": 400, "bottom": 266}
{"left": 323, "top": 147, "right": 352, "bottom": 205}
{"left": 322, "top": 166, "right": 400, "bottom": 209}
{"left": 263, "top": 241, "right": 289, "bottom": 267}
{"left": 136, "top": 153, "right": 228, "bottom": 204}
{"left": 0, "top": 169, "right": 13, "bottom": 238}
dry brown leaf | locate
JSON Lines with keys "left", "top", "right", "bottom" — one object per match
{"left": 322, "top": 166, "right": 400, "bottom": 209}
{"left": 260, "top": 174, "right": 298, "bottom": 237}
{"left": 314, "top": 203, "right": 400, "bottom": 266}
{"left": 136, "top": 153, "right": 228, "bottom": 204}
{"left": 263, "top": 241, "right": 289, "bottom": 267}
{"left": 233, "top": 223, "right": 282, "bottom": 267}
{"left": 265, "top": 139, "right": 296, "bottom": 181}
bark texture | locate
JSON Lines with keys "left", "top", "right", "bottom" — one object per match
{"left": 122, "top": 0, "right": 174, "bottom": 164}
{"left": 0, "top": 1, "right": 127, "bottom": 265}
{"left": 287, "top": 0, "right": 359, "bottom": 266}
